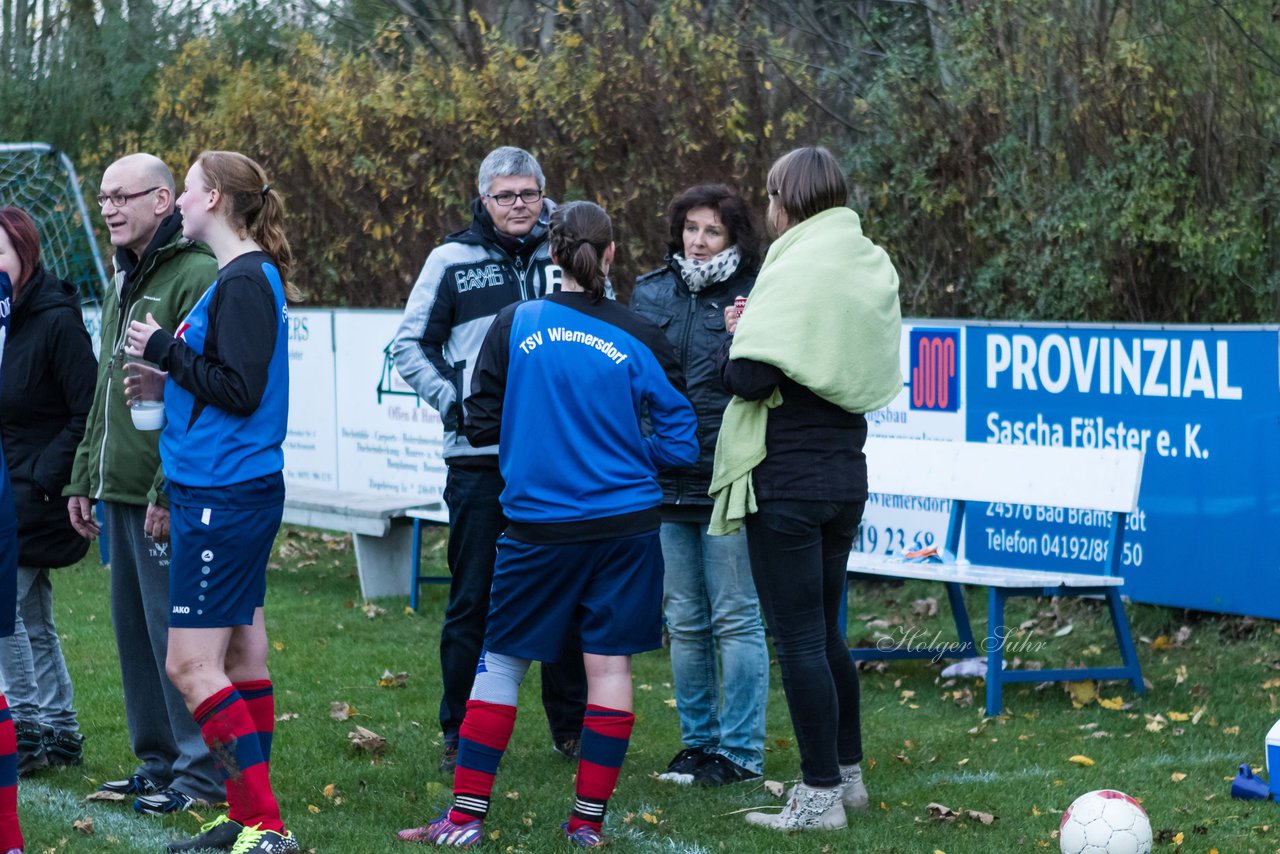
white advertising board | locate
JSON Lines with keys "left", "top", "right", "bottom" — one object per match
{"left": 284, "top": 310, "right": 338, "bottom": 488}
{"left": 857, "top": 322, "right": 966, "bottom": 559}
{"left": 330, "top": 311, "right": 449, "bottom": 521}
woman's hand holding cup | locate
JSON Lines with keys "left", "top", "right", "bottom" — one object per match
{"left": 124, "top": 312, "right": 162, "bottom": 359}
{"left": 723, "top": 295, "right": 747, "bottom": 334}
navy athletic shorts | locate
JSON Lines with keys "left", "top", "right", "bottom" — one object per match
{"left": 484, "top": 530, "right": 664, "bottom": 661}
{"left": 167, "top": 473, "right": 284, "bottom": 628}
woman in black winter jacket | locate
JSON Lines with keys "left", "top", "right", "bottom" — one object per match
{"left": 0, "top": 207, "right": 95, "bottom": 775}
{"left": 629, "top": 185, "right": 770, "bottom": 787}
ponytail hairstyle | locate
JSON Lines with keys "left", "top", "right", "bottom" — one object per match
{"left": 196, "top": 150, "right": 300, "bottom": 301}
{"left": 548, "top": 201, "right": 613, "bottom": 302}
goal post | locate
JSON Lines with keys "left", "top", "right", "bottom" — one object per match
{"left": 0, "top": 142, "right": 107, "bottom": 307}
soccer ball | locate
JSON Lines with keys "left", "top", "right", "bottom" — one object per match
{"left": 1059, "top": 789, "right": 1152, "bottom": 854}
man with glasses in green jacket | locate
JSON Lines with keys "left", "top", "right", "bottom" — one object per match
{"left": 64, "top": 153, "right": 223, "bottom": 817}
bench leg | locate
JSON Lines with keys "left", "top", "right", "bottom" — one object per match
{"left": 409, "top": 517, "right": 423, "bottom": 612}
{"left": 944, "top": 581, "right": 977, "bottom": 658}
{"left": 353, "top": 519, "right": 415, "bottom": 599}
{"left": 1106, "top": 588, "right": 1145, "bottom": 694}
{"left": 986, "top": 587, "right": 1007, "bottom": 717}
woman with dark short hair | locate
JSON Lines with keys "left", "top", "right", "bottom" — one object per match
{"left": 630, "top": 185, "right": 769, "bottom": 788}
{"left": 0, "top": 206, "right": 95, "bottom": 780}
{"left": 711, "top": 147, "right": 903, "bottom": 832}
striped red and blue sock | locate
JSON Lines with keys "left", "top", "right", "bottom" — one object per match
{"left": 195, "top": 686, "right": 283, "bottom": 833}
{"left": 235, "top": 679, "right": 275, "bottom": 762}
{"left": 0, "top": 693, "right": 23, "bottom": 851}
{"left": 569, "top": 705, "right": 635, "bottom": 834}
{"left": 449, "top": 699, "right": 517, "bottom": 825}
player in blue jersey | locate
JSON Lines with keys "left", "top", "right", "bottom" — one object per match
{"left": 0, "top": 269, "right": 26, "bottom": 854}
{"left": 123, "top": 151, "right": 299, "bottom": 854}
{"left": 399, "top": 202, "right": 698, "bottom": 849}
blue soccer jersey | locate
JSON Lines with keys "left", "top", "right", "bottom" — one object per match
{"left": 0, "top": 272, "right": 18, "bottom": 638}
{"left": 464, "top": 291, "right": 698, "bottom": 539}
{"left": 142, "top": 251, "right": 289, "bottom": 488}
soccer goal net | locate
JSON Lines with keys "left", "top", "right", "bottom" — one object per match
{"left": 0, "top": 142, "right": 106, "bottom": 306}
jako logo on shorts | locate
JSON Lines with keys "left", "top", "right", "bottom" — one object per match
{"left": 909, "top": 328, "right": 960, "bottom": 412}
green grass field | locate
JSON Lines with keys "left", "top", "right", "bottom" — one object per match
{"left": 15, "top": 526, "right": 1280, "bottom": 853}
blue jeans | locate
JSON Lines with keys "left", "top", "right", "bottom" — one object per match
{"left": 661, "top": 522, "right": 768, "bottom": 774}
{"left": 439, "top": 465, "right": 586, "bottom": 743}
{"left": 745, "top": 500, "right": 863, "bottom": 788}
{"left": 0, "top": 566, "right": 78, "bottom": 730}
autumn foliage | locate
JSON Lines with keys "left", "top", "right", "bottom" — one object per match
{"left": 81, "top": 2, "right": 803, "bottom": 306}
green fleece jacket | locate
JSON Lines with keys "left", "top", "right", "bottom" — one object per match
{"left": 65, "top": 223, "right": 216, "bottom": 508}
{"left": 709, "top": 207, "right": 902, "bottom": 535}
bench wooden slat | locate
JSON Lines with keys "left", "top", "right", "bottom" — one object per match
{"left": 281, "top": 506, "right": 390, "bottom": 537}
{"left": 846, "top": 554, "right": 1125, "bottom": 588}
{"left": 284, "top": 486, "right": 430, "bottom": 520}
{"left": 865, "top": 436, "right": 1143, "bottom": 512}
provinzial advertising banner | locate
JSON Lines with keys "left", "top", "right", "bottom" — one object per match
{"left": 961, "top": 324, "right": 1280, "bottom": 618}
{"left": 863, "top": 321, "right": 1280, "bottom": 619}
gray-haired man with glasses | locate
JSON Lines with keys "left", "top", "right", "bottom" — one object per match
{"left": 64, "top": 153, "right": 224, "bottom": 816}
{"left": 392, "top": 146, "right": 586, "bottom": 778}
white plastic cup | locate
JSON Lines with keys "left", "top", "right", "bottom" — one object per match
{"left": 130, "top": 400, "right": 164, "bottom": 431}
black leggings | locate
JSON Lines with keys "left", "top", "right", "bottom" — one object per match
{"left": 745, "top": 499, "right": 863, "bottom": 787}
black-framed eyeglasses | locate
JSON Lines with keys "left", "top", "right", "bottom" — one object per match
{"left": 485, "top": 189, "right": 543, "bottom": 207}
{"left": 96, "top": 186, "right": 161, "bottom": 208}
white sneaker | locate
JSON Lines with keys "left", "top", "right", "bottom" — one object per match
{"left": 744, "top": 783, "right": 846, "bottom": 831}
{"left": 840, "top": 762, "right": 869, "bottom": 809}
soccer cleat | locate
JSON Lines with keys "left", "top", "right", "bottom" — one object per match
{"left": 98, "top": 773, "right": 158, "bottom": 796}
{"left": 438, "top": 744, "right": 459, "bottom": 774}
{"left": 655, "top": 747, "right": 707, "bottom": 785}
{"left": 229, "top": 825, "right": 299, "bottom": 854}
{"left": 134, "top": 787, "right": 195, "bottom": 815}
{"left": 562, "top": 821, "right": 608, "bottom": 848}
{"left": 42, "top": 727, "right": 84, "bottom": 767}
{"left": 168, "top": 815, "right": 245, "bottom": 852}
{"left": 691, "top": 753, "right": 762, "bottom": 787}
{"left": 397, "top": 812, "right": 483, "bottom": 847}
{"left": 14, "top": 719, "right": 47, "bottom": 776}
{"left": 744, "top": 783, "right": 846, "bottom": 831}
{"left": 839, "top": 762, "right": 869, "bottom": 809}
{"left": 553, "top": 736, "right": 581, "bottom": 761}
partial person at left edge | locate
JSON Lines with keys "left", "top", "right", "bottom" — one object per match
{"left": 0, "top": 207, "right": 95, "bottom": 777}
{"left": 0, "top": 247, "right": 34, "bottom": 854}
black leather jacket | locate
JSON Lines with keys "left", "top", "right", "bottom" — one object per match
{"left": 630, "top": 259, "right": 755, "bottom": 508}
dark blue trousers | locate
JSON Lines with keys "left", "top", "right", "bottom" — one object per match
{"left": 439, "top": 464, "right": 586, "bottom": 743}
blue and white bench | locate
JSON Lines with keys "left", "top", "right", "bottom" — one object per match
{"left": 845, "top": 437, "right": 1145, "bottom": 716}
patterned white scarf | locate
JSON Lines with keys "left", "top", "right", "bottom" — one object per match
{"left": 675, "top": 245, "right": 741, "bottom": 293}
